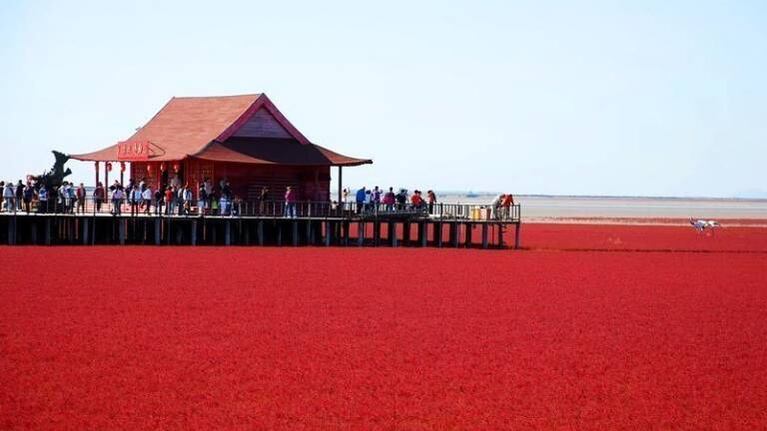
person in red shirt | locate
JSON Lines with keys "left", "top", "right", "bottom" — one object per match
{"left": 410, "top": 190, "right": 424, "bottom": 209}
{"left": 501, "top": 194, "right": 514, "bottom": 219}
{"left": 164, "top": 186, "right": 174, "bottom": 215}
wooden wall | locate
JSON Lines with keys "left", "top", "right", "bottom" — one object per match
{"left": 231, "top": 108, "right": 293, "bottom": 139}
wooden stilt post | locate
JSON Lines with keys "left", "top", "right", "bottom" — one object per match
{"left": 191, "top": 220, "right": 197, "bottom": 246}
{"left": 436, "top": 222, "right": 443, "bottom": 247}
{"left": 451, "top": 223, "right": 459, "bottom": 248}
{"left": 82, "top": 218, "right": 89, "bottom": 245}
{"left": 277, "top": 222, "right": 282, "bottom": 246}
{"left": 390, "top": 221, "right": 398, "bottom": 247}
{"left": 420, "top": 221, "right": 428, "bottom": 247}
{"left": 244, "top": 223, "right": 250, "bottom": 245}
{"left": 357, "top": 222, "right": 364, "bottom": 246}
{"left": 373, "top": 221, "right": 380, "bottom": 246}
{"left": 7, "top": 216, "right": 15, "bottom": 245}
{"left": 118, "top": 218, "right": 126, "bottom": 245}
{"left": 45, "top": 218, "right": 51, "bottom": 245}
{"left": 292, "top": 221, "right": 299, "bottom": 246}
{"left": 258, "top": 220, "right": 264, "bottom": 246}
{"left": 514, "top": 223, "right": 521, "bottom": 249}
{"left": 305, "top": 220, "right": 311, "bottom": 245}
{"left": 225, "top": 221, "right": 231, "bottom": 246}
{"left": 498, "top": 223, "right": 504, "bottom": 248}
{"left": 154, "top": 218, "right": 161, "bottom": 245}
{"left": 403, "top": 221, "right": 410, "bottom": 246}
{"left": 465, "top": 223, "right": 472, "bottom": 248}
{"left": 324, "top": 221, "right": 331, "bottom": 246}
{"left": 482, "top": 223, "right": 489, "bottom": 249}
{"left": 30, "top": 220, "right": 38, "bottom": 245}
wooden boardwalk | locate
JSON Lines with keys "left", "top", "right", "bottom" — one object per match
{"left": 0, "top": 212, "right": 520, "bottom": 249}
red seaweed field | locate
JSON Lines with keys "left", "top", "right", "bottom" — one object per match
{"left": 2, "top": 224, "right": 766, "bottom": 429}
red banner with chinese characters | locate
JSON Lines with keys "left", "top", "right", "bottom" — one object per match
{"left": 117, "top": 140, "right": 150, "bottom": 161}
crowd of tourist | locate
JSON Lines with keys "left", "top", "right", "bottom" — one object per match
{"left": 341, "top": 186, "right": 439, "bottom": 215}
{"left": 1, "top": 177, "right": 516, "bottom": 220}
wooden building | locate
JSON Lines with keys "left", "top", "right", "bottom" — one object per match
{"left": 70, "top": 94, "right": 371, "bottom": 201}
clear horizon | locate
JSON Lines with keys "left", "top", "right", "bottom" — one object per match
{"left": 1, "top": 1, "right": 765, "bottom": 199}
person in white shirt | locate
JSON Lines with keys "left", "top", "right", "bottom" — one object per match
{"left": 3, "top": 182, "right": 14, "bottom": 212}
{"left": 142, "top": 186, "right": 153, "bottom": 215}
{"left": 112, "top": 187, "right": 124, "bottom": 215}
{"left": 131, "top": 185, "right": 143, "bottom": 217}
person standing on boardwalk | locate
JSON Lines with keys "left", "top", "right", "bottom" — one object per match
{"left": 15, "top": 180, "right": 25, "bottom": 212}
{"left": 131, "top": 184, "right": 142, "bottom": 216}
{"left": 355, "top": 186, "right": 366, "bottom": 214}
{"left": 383, "top": 187, "right": 396, "bottom": 212}
{"left": 23, "top": 181, "right": 35, "bottom": 213}
{"left": 37, "top": 184, "right": 48, "bottom": 213}
{"left": 501, "top": 194, "right": 514, "bottom": 220}
{"left": 427, "top": 190, "right": 437, "bottom": 215}
{"left": 259, "top": 186, "right": 269, "bottom": 215}
{"left": 164, "top": 186, "right": 174, "bottom": 215}
{"left": 284, "top": 186, "right": 297, "bottom": 218}
{"left": 76, "top": 183, "right": 87, "bottom": 213}
{"left": 111, "top": 186, "right": 124, "bottom": 215}
{"left": 142, "top": 185, "right": 153, "bottom": 215}
{"left": 154, "top": 187, "right": 163, "bottom": 215}
{"left": 93, "top": 182, "right": 105, "bottom": 213}
{"left": 3, "top": 181, "right": 14, "bottom": 212}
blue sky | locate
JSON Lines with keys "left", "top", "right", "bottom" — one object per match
{"left": 1, "top": 0, "right": 765, "bottom": 197}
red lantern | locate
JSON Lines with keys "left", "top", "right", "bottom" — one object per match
{"left": 146, "top": 164, "right": 153, "bottom": 173}
{"left": 106, "top": 162, "right": 113, "bottom": 172}
{"left": 120, "top": 162, "right": 126, "bottom": 172}
{"left": 160, "top": 163, "right": 166, "bottom": 172}
{"left": 172, "top": 163, "right": 180, "bottom": 173}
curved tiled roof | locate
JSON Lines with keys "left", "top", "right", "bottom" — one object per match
{"left": 69, "top": 93, "right": 371, "bottom": 167}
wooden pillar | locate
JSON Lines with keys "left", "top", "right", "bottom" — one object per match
{"left": 515, "top": 223, "right": 521, "bottom": 249}
{"left": 154, "top": 218, "right": 161, "bottom": 245}
{"left": 244, "top": 222, "right": 250, "bottom": 245}
{"left": 305, "top": 220, "right": 311, "bottom": 245}
{"left": 30, "top": 220, "right": 38, "bottom": 245}
{"left": 403, "top": 221, "right": 410, "bottom": 246}
{"left": 258, "top": 220, "right": 264, "bottom": 246}
{"left": 292, "top": 221, "right": 299, "bottom": 246}
{"left": 465, "top": 223, "right": 472, "bottom": 248}
{"left": 324, "top": 221, "right": 332, "bottom": 246}
{"left": 45, "top": 218, "right": 51, "bottom": 245}
{"left": 6, "top": 216, "right": 14, "bottom": 245}
{"left": 277, "top": 222, "right": 282, "bottom": 246}
{"left": 420, "top": 222, "right": 428, "bottom": 247}
{"left": 373, "top": 221, "right": 380, "bottom": 246}
{"left": 118, "top": 218, "right": 126, "bottom": 245}
{"left": 482, "top": 223, "right": 489, "bottom": 249}
{"left": 82, "top": 218, "right": 89, "bottom": 245}
{"left": 451, "top": 223, "right": 459, "bottom": 248}
{"left": 390, "top": 221, "right": 398, "bottom": 247}
{"left": 225, "top": 221, "right": 231, "bottom": 246}
{"left": 498, "top": 224, "right": 504, "bottom": 248}
{"left": 191, "top": 220, "right": 197, "bottom": 246}
{"left": 436, "top": 222, "right": 443, "bottom": 247}
{"left": 357, "top": 222, "right": 364, "bottom": 246}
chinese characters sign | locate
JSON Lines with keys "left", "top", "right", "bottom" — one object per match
{"left": 117, "top": 140, "right": 150, "bottom": 161}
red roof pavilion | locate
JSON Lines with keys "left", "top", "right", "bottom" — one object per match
{"left": 70, "top": 93, "right": 371, "bottom": 201}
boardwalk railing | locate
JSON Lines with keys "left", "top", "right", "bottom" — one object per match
{"left": 0, "top": 197, "right": 521, "bottom": 222}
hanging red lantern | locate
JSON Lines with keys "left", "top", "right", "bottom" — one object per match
{"left": 120, "top": 162, "right": 126, "bottom": 172}
{"left": 106, "top": 162, "right": 113, "bottom": 172}
{"left": 160, "top": 163, "right": 166, "bottom": 172}
{"left": 172, "top": 163, "right": 180, "bottom": 173}
{"left": 146, "top": 164, "right": 153, "bottom": 173}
